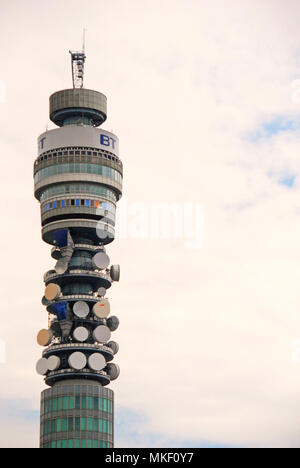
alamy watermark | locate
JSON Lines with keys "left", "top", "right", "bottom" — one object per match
{"left": 96, "top": 198, "right": 205, "bottom": 249}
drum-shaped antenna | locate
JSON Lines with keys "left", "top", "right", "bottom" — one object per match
{"left": 93, "top": 299, "right": 110, "bottom": 318}
{"left": 107, "top": 341, "right": 119, "bottom": 355}
{"left": 47, "top": 355, "right": 61, "bottom": 371}
{"left": 73, "top": 301, "right": 89, "bottom": 318}
{"left": 68, "top": 352, "right": 87, "bottom": 370}
{"left": 51, "top": 246, "right": 62, "bottom": 260}
{"left": 36, "top": 358, "right": 48, "bottom": 375}
{"left": 41, "top": 296, "right": 51, "bottom": 306}
{"left": 106, "top": 363, "right": 120, "bottom": 380}
{"left": 93, "top": 325, "right": 111, "bottom": 343}
{"left": 98, "top": 287, "right": 106, "bottom": 297}
{"left": 37, "top": 329, "right": 53, "bottom": 347}
{"left": 45, "top": 283, "right": 61, "bottom": 301}
{"left": 92, "top": 252, "right": 110, "bottom": 270}
{"left": 55, "top": 258, "right": 69, "bottom": 275}
{"left": 107, "top": 315, "right": 120, "bottom": 332}
{"left": 88, "top": 353, "right": 106, "bottom": 371}
{"left": 110, "top": 265, "right": 120, "bottom": 282}
{"left": 73, "top": 327, "right": 89, "bottom": 342}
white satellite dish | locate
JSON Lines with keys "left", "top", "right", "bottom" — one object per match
{"left": 98, "top": 287, "right": 106, "bottom": 297}
{"left": 55, "top": 258, "right": 69, "bottom": 275}
{"left": 93, "top": 299, "right": 110, "bottom": 319}
{"left": 73, "top": 326, "right": 89, "bottom": 342}
{"left": 93, "top": 325, "right": 111, "bottom": 343}
{"left": 47, "top": 355, "right": 61, "bottom": 371}
{"left": 88, "top": 353, "right": 106, "bottom": 371}
{"left": 68, "top": 352, "right": 87, "bottom": 370}
{"left": 92, "top": 252, "right": 110, "bottom": 270}
{"left": 73, "top": 301, "right": 89, "bottom": 318}
{"left": 36, "top": 358, "right": 48, "bottom": 375}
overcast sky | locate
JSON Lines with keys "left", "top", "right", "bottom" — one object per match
{"left": 1, "top": 0, "right": 300, "bottom": 448}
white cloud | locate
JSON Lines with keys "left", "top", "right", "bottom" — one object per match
{"left": 1, "top": 0, "right": 300, "bottom": 448}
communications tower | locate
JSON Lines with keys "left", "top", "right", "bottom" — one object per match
{"left": 34, "top": 46, "right": 122, "bottom": 449}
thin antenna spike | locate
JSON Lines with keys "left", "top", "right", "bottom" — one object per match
{"left": 83, "top": 28, "right": 87, "bottom": 54}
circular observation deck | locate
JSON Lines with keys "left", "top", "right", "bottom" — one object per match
{"left": 50, "top": 89, "right": 107, "bottom": 127}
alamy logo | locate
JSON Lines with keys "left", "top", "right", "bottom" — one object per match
{"left": 96, "top": 197, "right": 205, "bottom": 249}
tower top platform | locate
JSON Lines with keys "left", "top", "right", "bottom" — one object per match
{"left": 50, "top": 88, "right": 107, "bottom": 127}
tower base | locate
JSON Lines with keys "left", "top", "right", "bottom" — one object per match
{"left": 40, "top": 379, "right": 114, "bottom": 448}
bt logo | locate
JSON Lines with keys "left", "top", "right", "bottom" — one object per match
{"left": 39, "top": 137, "right": 46, "bottom": 150}
{"left": 100, "top": 134, "right": 116, "bottom": 149}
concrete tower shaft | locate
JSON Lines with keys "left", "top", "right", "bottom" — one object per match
{"left": 35, "top": 56, "right": 122, "bottom": 449}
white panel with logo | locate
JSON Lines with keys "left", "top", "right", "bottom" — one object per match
{"left": 37, "top": 126, "right": 119, "bottom": 157}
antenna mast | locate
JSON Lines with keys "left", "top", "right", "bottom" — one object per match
{"left": 69, "top": 29, "right": 87, "bottom": 89}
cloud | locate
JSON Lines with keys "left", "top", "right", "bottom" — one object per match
{"left": 245, "top": 117, "right": 300, "bottom": 142}
{"left": 0, "top": 401, "right": 39, "bottom": 448}
{"left": 115, "top": 407, "right": 235, "bottom": 448}
{"left": 1, "top": 0, "right": 300, "bottom": 448}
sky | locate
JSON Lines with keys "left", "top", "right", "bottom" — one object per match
{"left": 1, "top": 0, "right": 300, "bottom": 448}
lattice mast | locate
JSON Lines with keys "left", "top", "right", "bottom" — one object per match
{"left": 69, "top": 30, "right": 86, "bottom": 89}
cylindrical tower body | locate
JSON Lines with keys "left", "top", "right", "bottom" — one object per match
{"left": 35, "top": 83, "right": 122, "bottom": 448}
{"left": 40, "top": 381, "right": 114, "bottom": 449}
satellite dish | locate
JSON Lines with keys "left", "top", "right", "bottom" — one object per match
{"left": 93, "top": 325, "right": 111, "bottom": 343}
{"left": 73, "top": 301, "right": 89, "bottom": 318}
{"left": 43, "top": 270, "right": 56, "bottom": 282}
{"left": 68, "top": 352, "right": 87, "bottom": 370}
{"left": 107, "top": 315, "right": 120, "bottom": 332}
{"left": 36, "top": 358, "right": 48, "bottom": 375}
{"left": 55, "top": 258, "right": 69, "bottom": 275}
{"left": 45, "top": 283, "right": 61, "bottom": 301}
{"left": 92, "top": 252, "right": 110, "bottom": 269}
{"left": 47, "top": 355, "right": 61, "bottom": 371}
{"left": 41, "top": 296, "right": 51, "bottom": 306}
{"left": 98, "top": 287, "right": 106, "bottom": 297}
{"left": 59, "top": 319, "right": 72, "bottom": 337}
{"left": 106, "top": 363, "right": 120, "bottom": 380}
{"left": 51, "top": 247, "right": 62, "bottom": 260}
{"left": 73, "top": 326, "right": 89, "bottom": 342}
{"left": 110, "top": 265, "right": 120, "bottom": 282}
{"left": 107, "top": 341, "right": 119, "bottom": 355}
{"left": 61, "top": 246, "right": 74, "bottom": 261}
{"left": 50, "top": 320, "right": 61, "bottom": 336}
{"left": 37, "top": 329, "right": 53, "bottom": 347}
{"left": 88, "top": 353, "right": 106, "bottom": 371}
{"left": 93, "top": 299, "right": 110, "bottom": 319}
